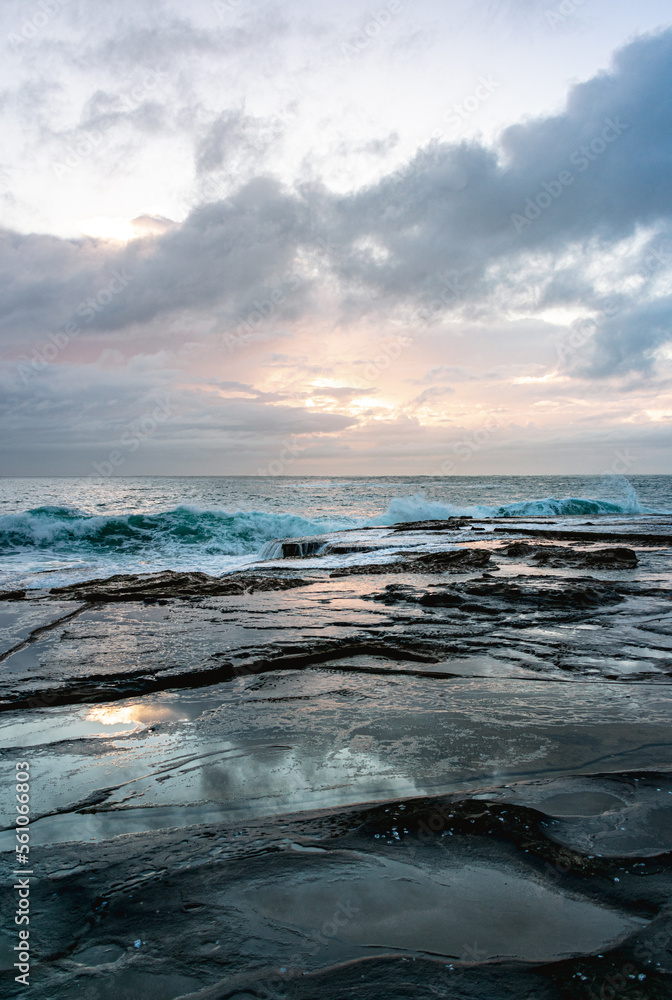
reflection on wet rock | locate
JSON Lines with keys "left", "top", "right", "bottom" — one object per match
{"left": 0, "top": 514, "right": 671, "bottom": 998}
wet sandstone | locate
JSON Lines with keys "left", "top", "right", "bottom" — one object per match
{"left": 0, "top": 516, "right": 671, "bottom": 998}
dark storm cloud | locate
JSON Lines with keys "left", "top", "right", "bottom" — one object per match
{"left": 2, "top": 30, "right": 672, "bottom": 376}
{"left": 574, "top": 295, "right": 672, "bottom": 377}
{"left": 0, "top": 229, "right": 114, "bottom": 339}
{"left": 0, "top": 176, "right": 308, "bottom": 344}
{"left": 108, "top": 177, "right": 310, "bottom": 327}
{"left": 324, "top": 29, "right": 672, "bottom": 294}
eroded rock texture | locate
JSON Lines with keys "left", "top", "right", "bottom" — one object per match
{"left": 0, "top": 515, "right": 671, "bottom": 999}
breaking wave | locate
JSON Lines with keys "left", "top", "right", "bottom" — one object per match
{"left": 0, "top": 505, "right": 352, "bottom": 559}
{"left": 371, "top": 491, "right": 649, "bottom": 524}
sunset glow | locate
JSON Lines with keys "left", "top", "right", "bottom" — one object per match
{"left": 1, "top": 0, "right": 671, "bottom": 475}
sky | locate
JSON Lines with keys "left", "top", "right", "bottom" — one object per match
{"left": 1, "top": 0, "right": 671, "bottom": 476}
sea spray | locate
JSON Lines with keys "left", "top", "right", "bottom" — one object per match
{"left": 370, "top": 491, "right": 647, "bottom": 524}
{"left": 0, "top": 506, "right": 353, "bottom": 558}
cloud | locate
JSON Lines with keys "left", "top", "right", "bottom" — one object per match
{"left": 65, "top": 9, "right": 291, "bottom": 76}
{"left": 576, "top": 295, "right": 672, "bottom": 377}
{"left": 2, "top": 27, "right": 672, "bottom": 471}
{"left": 0, "top": 357, "right": 357, "bottom": 474}
{"left": 4, "top": 29, "right": 671, "bottom": 373}
{"left": 412, "top": 366, "right": 479, "bottom": 384}
{"left": 308, "top": 385, "right": 375, "bottom": 401}
{"left": 412, "top": 385, "right": 456, "bottom": 406}
{"left": 130, "top": 214, "right": 175, "bottom": 236}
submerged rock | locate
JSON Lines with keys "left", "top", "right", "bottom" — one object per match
{"left": 1, "top": 515, "right": 671, "bottom": 999}
{"left": 368, "top": 576, "right": 625, "bottom": 612}
{"left": 482, "top": 773, "right": 672, "bottom": 858}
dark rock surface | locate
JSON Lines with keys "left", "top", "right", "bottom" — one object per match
{"left": 1, "top": 516, "right": 671, "bottom": 998}
{"left": 502, "top": 542, "right": 639, "bottom": 568}
{"left": 391, "top": 516, "right": 474, "bottom": 531}
{"left": 1, "top": 783, "right": 671, "bottom": 999}
{"left": 49, "top": 571, "right": 309, "bottom": 603}
{"left": 329, "top": 547, "right": 491, "bottom": 576}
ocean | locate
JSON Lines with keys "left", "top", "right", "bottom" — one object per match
{"left": 0, "top": 474, "right": 670, "bottom": 591}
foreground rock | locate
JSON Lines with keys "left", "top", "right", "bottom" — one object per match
{"left": 0, "top": 781, "right": 670, "bottom": 999}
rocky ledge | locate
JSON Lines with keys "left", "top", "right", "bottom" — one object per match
{"left": 0, "top": 516, "right": 671, "bottom": 999}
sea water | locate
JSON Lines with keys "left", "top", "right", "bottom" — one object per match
{"left": 0, "top": 474, "right": 670, "bottom": 591}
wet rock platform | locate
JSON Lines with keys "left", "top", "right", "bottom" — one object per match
{"left": 1, "top": 515, "right": 671, "bottom": 999}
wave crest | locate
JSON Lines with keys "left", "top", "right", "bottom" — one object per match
{"left": 372, "top": 491, "right": 645, "bottom": 525}
{"left": 0, "top": 506, "right": 350, "bottom": 558}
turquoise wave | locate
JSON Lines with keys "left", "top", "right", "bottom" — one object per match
{"left": 372, "top": 492, "right": 647, "bottom": 525}
{"left": 0, "top": 505, "right": 349, "bottom": 558}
